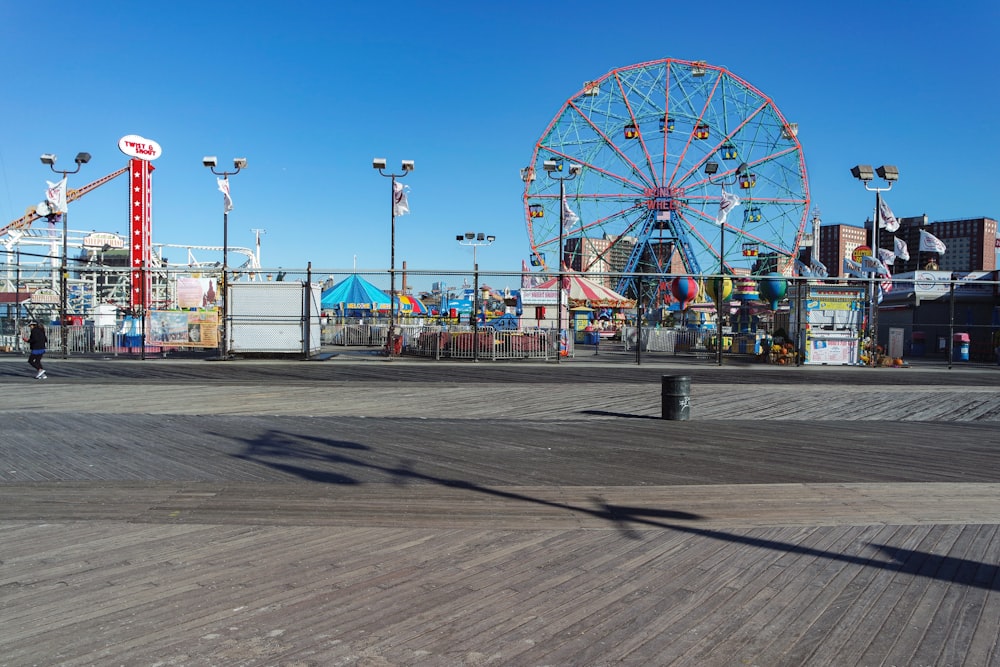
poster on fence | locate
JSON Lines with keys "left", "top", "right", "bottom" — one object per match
{"left": 805, "top": 337, "right": 857, "bottom": 365}
{"left": 176, "top": 277, "right": 220, "bottom": 309}
{"left": 149, "top": 310, "right": 219, "bottom": 347}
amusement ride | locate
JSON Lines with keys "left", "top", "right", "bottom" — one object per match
{"left": 1, "top": 165, "right": 260, "bottom": 320}
{"left": 521, "top": 57, "right": 811, "bottom": 308}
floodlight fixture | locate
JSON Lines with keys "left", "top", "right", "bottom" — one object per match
{"left": 40, "top": 154, "right": 56, "bottom": 165}
{"left": 203, "top": 156, "right": 218, "bottom": 168}
{"left": 568, "top": 163, "right": 582, "bottom": 175}
{"left": 372, "top": 157, "right": 387, "bottom": 170}
{"left": 233, "top": 157, "right": 248, "bottom": 169}
{"left": 456, "top": 234, "right": 464, "bottom": 241}
{"left": 486, "top": 235, "right": 496, "bottom": 243}
{"left": 704, "top": 161, "right": 720, "bottom": 175}
{"left": 876, "top": 165, "right": 899, "bottom": 181}
{"left": 542, "top": 159, "right": 559, "bottom": 172}
{"left": 465, "top": 232, "right": 475, "bottom": 239}
{"left": 74, "top": 152, "right": 91, "bottom": 165}
{"left": 851, "top": 164, "right": 875, "bottom": 182}
{"left": 401, "top": 159, "right": 414, "bottom": 171}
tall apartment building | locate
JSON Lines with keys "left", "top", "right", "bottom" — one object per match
{"left": 908, "top": 216, "right": 997, "bottom": 273}
{"left": 818, "top": 224, "right": 868, "bottom": 277}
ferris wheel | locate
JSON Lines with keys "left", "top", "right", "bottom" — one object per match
{"left": 521, "top": 57, "right": 810, "bottom": 302}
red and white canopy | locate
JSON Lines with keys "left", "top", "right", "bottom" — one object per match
{"left": 534, "top": 273, "right": 635, "bottom": 308}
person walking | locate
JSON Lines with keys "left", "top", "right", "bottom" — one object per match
{"left": 24, "top": 320, "right": 48, "bottom": 379}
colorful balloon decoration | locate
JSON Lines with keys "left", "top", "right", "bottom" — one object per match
{"left": 704, "top": 276, "right": 733, "bottom": 304}
{"left": 669, "top": 276, "right": 699, "bottom": 310}
{"left": 758, "top": 272, "right": 788, "bottom": 310}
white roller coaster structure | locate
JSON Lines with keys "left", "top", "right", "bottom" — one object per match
{"left": 2, "top": 225, "right": 261, "bottom": 319}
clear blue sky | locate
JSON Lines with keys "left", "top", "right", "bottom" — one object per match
{"left": 2, "top": 1, "right": 997, "bottom": 289}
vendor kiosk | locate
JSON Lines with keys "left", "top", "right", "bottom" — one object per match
{"left": 790, "top": 283, "right": 866, "bottom": 365}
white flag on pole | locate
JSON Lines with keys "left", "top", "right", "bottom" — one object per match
{"left": 893, "top": 236, "right": 910, "bottom": 261}
{"left": 45, "top": 177, "right": 68, "bottom": 214}
{"left": 919, "top": 229, "right": 946, "bottom": 254}
{"left": 393, "top": 180, "right": 410, "bottom": 217}
{"left": 562, "top": 192, "right": 580, "bottom": 228}
{"left": 716, "top": 188, "right": 741, "bottom": 225}
{"left": 878, "top": 247, "right": 896, "bottom": 266}
{"left": 879, "top": 197, "right": 899, "bottom": 232}
{"left": 217, "top": 177, "right": 233, "bottom": 212}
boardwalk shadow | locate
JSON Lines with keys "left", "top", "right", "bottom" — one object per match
{"left": 870, "top": 543, "right": 1000, "bottom": 590}
{"left": 579, "top": 409, "right": 660, "bottom": 420}
{"left": 229, "top": 428, "right": 1000, "bottom": 591}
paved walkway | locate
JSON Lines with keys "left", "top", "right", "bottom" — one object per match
{"left": 1, "top": 356, "right": 999, "bottom": 666}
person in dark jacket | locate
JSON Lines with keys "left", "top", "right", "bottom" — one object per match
{"left": 24, "top": 321, "right": 47, "bottom": 379}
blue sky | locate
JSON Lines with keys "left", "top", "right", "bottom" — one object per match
{"left": 2, "top": 1, "right": 997, "bottom": 288}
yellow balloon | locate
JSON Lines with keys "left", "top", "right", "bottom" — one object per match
{"left": 704, "top": 276, "right": 733, "bottom": 302}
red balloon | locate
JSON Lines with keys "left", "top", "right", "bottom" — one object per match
{"left": 669, "top": 276, "right": 699, "bottom": 310}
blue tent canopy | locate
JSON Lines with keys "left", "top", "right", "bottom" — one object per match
{"left": 321, "top": 274, "right": 391, "bottom": 312}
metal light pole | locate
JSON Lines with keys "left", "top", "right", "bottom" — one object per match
{"left": 457, "top": 232, "right": 495, "bottom": 362}
{"left": 705, "top": 160, "right": 748, "bottom": 366}
{"left": 40, "top": 151, "right": 90, "bottom": 358}
{"left": 851, "top": 164, "right": 898, "bottom": 367}
{"left": 373, "top": 158, "right": 414, "bottom": 358}
{"left": 203, "top": 156, "right": 247, "bottom": 359}
{"left": 542, "top": 159, "right": 581, "bottom": 363}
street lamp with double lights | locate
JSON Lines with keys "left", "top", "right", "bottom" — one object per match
{"left": 851, "top": 163, "right": 899, "bottom": 366}
{"left": 41, "top": 151, "right": 90, "bottom": 358}
{"left": 373, "top": 158, "right": 414, "bottom": 357}
{"left": 456, "top": 232, "right": 495, "bottom": 362}
{"left": 203, "top": 155, "right": 246, "bottom": 358}
{"left": 704, "top": 160, "right": 748, "bottom": 366}
{"left": 541, "top": 159, "right": 581, "bottom": 362}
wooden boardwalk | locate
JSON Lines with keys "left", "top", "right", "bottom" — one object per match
{"left": 1, "top": 356, "right": 999, "bottom": 666}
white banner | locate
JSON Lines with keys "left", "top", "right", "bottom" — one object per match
{"left": 716, "top": 189, "right": 740, "bottom": 225}
{"left": 45, "top": 177, "right": 68, "bottom": 214}
{"left": 393, "top": 180, "right": 410, "bottom": 216}
{"left": 217, "top": 177, "right": 233, "bottom": 212}
{"left": 878, "top": 197, "right": 899, "bottom": 232}
{"left": 562, "top": 192, "right": 580, "bottom": 228}
{"left": 919, "top": 229, "right": 947, "bottom": 254}
{"left": 894, "top": 236, "right": 910, "bottom": 260}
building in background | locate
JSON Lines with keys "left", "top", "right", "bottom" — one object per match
{"left": 819, "top": 216, "right": 997, "bottom": 277}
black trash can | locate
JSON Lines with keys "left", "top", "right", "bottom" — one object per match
{"left": 661, "top": 375, "right": 691, "bottom": 420}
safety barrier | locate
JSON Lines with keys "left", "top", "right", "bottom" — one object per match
{"left": 410, "top": 328, "right": 553, "bottom": 360}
